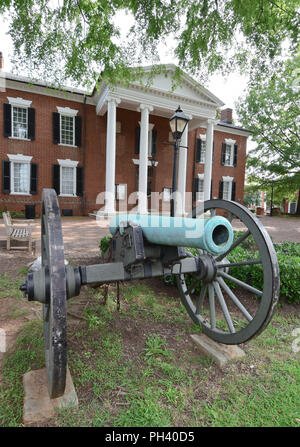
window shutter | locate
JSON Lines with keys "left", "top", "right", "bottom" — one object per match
{"left": 135, "top": 126, "right": 140, "bottom": 154}
{"left": 193, "top": 178, "right": 199, "bottom": 201}
{"left": 196, "top": 139, "right": 202, "bottom": 163}
{"left": 3, "top": 103, "right": 12, "bottom": 137}
{"left": 231, "top": 181, "right": 236, "bottom": 201}
{"left": 212, "top": 141, "right": 215, "bottom": 161}
{"left": 75, "top": 116, "right": 82, "bottom": 147}
{"left": 2, "top": 160, "right": 10, "bottom": 194}
{"left": 76, "top": 166, "right": 83, "bottom": 196}
{"left": 219, "top": 181, "right": 224, "bottom": 199}
{"left": 52, "top": 112, "right": 60, "bottom": 144}
{"left": 221, "top": 143, "right": 226, "bottom": 165}
{"left": 28, "top": 108, "right": 35, "bottom": 140}
{"left": 52, "top": 164, "right": 60, "bottom": 194}
{"left": 30, "top": 163, "right": 38, "bottom": 194}
{"left": 152, "top": 129, "right": 157, "bottom": 157}
{"left": 233, "top": 144, "right": 238, "bottom": 166}
{"left": 210, "top": 180, "right": 213, "bottom": 199}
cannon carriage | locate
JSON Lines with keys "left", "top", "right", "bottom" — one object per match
{"left": 20, "top": 189, "right": 280, "bottom": 398}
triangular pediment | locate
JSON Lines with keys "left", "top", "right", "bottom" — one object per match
{"left": 131, "top": 64, "right": 224, "bottom": 107}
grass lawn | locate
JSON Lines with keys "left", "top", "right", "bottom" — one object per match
{"left": 0, "top": 276, "right": 299, "bottom": 427}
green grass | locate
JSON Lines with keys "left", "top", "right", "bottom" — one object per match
{"left": 0, "top": 321, "right": 44, "bottom": 427}
{"left": 0, "top": 275, "right": 23, "bottom": 300}
{"left": 0, "top": 282, "right": 299, "bottom": 427}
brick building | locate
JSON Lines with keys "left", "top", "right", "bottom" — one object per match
{"left": 0, "top": 57, "right": 251, "bottom": 217}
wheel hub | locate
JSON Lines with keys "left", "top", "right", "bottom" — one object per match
{"left": 197, "top": 254, "right": 217, "bottom": 282}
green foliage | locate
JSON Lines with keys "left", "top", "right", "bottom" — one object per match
{"left": 99, "top": 234, "right": 112, "bottom": 253}
{"left": 238, "top": 55, "right": 300, "bottom": 210}
{"left": 0, "top": 275, "right": 23, "bottom": 300}
{"left": 143, "top": 334, "right": 172, "bottom": 361}
{"left": 0, "top": 210, "right": 25, "bottom": 218}
{"left": 0, "top": 321, "right": 44, "bottom": 426}
{"left": 0, "top": 1, "right": 299, "bottom": 88}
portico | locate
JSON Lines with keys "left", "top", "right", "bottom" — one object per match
{"left": 95, "top": 65, "right": 224, "bottom": 215}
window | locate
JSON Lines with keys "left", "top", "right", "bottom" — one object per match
{"left": 115, "top": 184, "right": 127, "bottom": 200}
{"left": 13, "top": 162, "right": 29, "bottom": 193}
{"left": 162, "top": 187, "right": 172, "bottom": 202}
{"left": 53, "top": 106, "right": 81, "bottom": 147}
{"left": 60, "top": 115, "right": 74, "bottom": 146}
{"left": 4, "top": 97, "right": 35, "bottom": 141}
{"left": 219, "top": 176, "right": 235, "bottom": 201}
{"left": 200, "top": 141, "right": 206, "bottom": 163}
{"left": 196, "top": 136, "right": 207, "bottom": 163}
{"left": 6, "top": 154, "right": 33, "bottom": 195}
{"left": 196, "top": 175, "right": 204, "bottom": 202}
{"left": 224, "top": 145, "right": 232, "bottom": 166}
{"left": 223, "top": 181, "right": 231, "bottom": 200}
{"left": 221, "top": 139, "right": 237, "bottom": 167}
{"left": 57, "top": 159, "right": 78, "bottom": 196}
{"left": 12, "top": 107, "right": 28, "bottom": 139}
{"left": 61, "top": 167, "right": 75, "bottom": 195}
{"left": 135, "top": 124, "right": 157, "bottom": 157}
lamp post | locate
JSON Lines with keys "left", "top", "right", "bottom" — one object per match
{"left": 270, "top": 180, "right": 274, "bottom": 217}
{"left": 169, "top": 106, "right": 190, "bottom": 217}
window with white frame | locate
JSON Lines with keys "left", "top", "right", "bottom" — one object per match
{"left": 8, "top": 154, "right": 32, "bottom": 195}
{"left": 57, "top": 106, "right": 78, "bottom": 147}
{"left": 224, "top": 144, "right": 232, "bottom": 166}
{"left": 196, "top": 174, "right": 204, "bottom": 202}
{"left": 115, "top": 184, "right": 127, "bottom": 200}
{"left": 138, "top": 121, "right": 155, "bottom": 156}
{"left": 7, "top": 97, "right": 32, "bottom": 140}
{"left": 223, "top": 181, "right": 231, "bottom": 200}
{"left": 223, "top": 139, "right": 236, "bottom": 166}
{"left": 57, "top": 159, "right": 78, "bottom": 196}
{"left": 13, "top": 107, "right": 28, "bottom": 139}
{"left": 162, "top": 187, "right": 172, "bottom": 202}
{"left": 61, "top": 115, "right": 75, "bottom": 146}
{"left": 222, "top": 176, "right": 234, "bottom": 200}
{"left": 199, "top": 136, "right": 206, "bottom": 163}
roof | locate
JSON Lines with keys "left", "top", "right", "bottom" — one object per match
{"left": 216, "top": 120, "right": 252, "bottom": 134}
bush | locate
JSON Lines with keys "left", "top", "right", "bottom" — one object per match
{"left": 0, "top": 210, "right": 25, "bottom": 218}
{"left": 99, "top": 235, "right": 112, "bottom": 253}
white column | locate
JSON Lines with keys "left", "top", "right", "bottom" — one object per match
{"left": 105, "top": 96, "right": 121, "bottom": 214}
{"left": 176, "top": 123, "right": 189, "bottom": 216}
{"left": 204, "top": 119, "right": 214, "bottom": 201}
{"left": 138, "top": 104, "right": 153, "bottom": 214}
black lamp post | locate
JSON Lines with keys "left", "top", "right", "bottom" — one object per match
{"left": 169, "top": 106, "right": 190, "bottom": 217}
{"left": 270, "top": 179, "right": 274, "bottom": 217}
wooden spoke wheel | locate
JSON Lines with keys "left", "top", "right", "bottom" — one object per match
{"left": 41, "top": 189, "right": 67, "bottom": 398}
{"left": 177, "top": 200, "right": 280, "bottom": 344}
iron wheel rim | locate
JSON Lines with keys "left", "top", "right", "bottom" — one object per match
{"left": 177, "top": 199, "right": 280, "bottom": 344}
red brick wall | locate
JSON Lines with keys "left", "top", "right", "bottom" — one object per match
{"left": 0, "top": 88, "right": 87, "bottom": 215}
{"left": 187, "top": 127, "right": 247, "bottom": 204}
{"left": 1, "top": 87, "right": 247, "bottom": 216}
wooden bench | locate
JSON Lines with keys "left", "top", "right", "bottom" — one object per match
{"left": 3, "top": 211, "right": 34, "bottom": 253}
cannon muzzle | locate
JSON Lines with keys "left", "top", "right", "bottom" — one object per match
{"left": 109, "top": 214, "right": 234, "bottom": 256}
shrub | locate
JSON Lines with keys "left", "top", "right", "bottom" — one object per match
{"left": 99, "top": 235, "right": 112, "bottom": 253}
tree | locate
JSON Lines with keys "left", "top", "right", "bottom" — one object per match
{"left": 237, "top": 55, "right": 300, "bottom": 214}
{"left": 0, "top": 0, "right": 299, "bottom": 88}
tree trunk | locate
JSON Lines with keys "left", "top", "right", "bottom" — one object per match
{"left": 295, "top": 190, "right": 300, "bottom": 215}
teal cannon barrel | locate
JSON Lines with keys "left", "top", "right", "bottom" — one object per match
{"left": 110, "top": 214, "right": 234, "bottom": 256}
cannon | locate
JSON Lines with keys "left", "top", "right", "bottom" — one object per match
{"left": 20, "top": 189, "right": 279, "bottom": 398}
